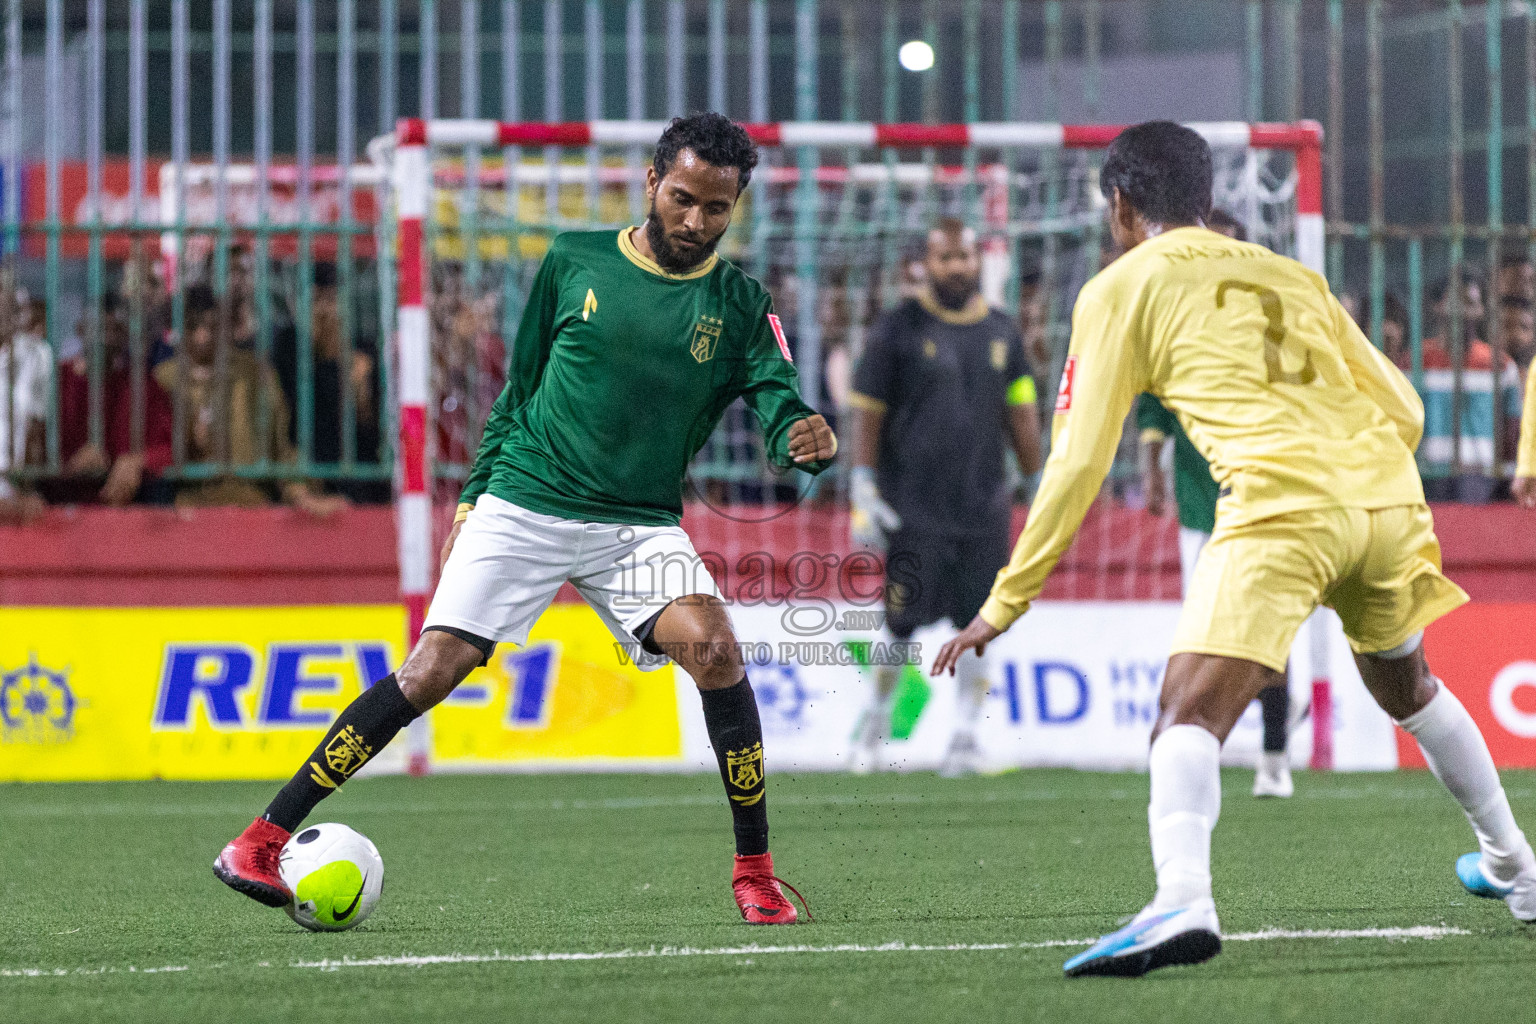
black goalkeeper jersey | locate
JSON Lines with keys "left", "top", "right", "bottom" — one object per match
{"left": 851, "top": 291, "right": 1034, "bottom": 537}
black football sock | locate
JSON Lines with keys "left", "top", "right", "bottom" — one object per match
{"left": 1258, "top": 684, "right": 1289, "bottom": 753}
{"left": 262, "top": 674, "right": 422, "bottom": 832}
{"left": 699, "top": 676, "right": 770, "bottom": 857}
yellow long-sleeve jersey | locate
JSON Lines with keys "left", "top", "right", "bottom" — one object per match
{"left": 980, "top": 226, "right": 1427, "bottom": 632}
{"left": 1519, "top": 358, "right": 1536, "bottom": 478}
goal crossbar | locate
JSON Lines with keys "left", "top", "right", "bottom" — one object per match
{"left": 395, "top": 117, "right": 1321, "bottom": 157}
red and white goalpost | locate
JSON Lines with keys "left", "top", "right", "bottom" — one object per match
{"left": 384, "top": 117, "right": 1330, "bottom": 774}
{"left": 388, "top": 117, "right": 1323, "bottom": 264}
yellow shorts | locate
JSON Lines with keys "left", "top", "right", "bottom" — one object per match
{"left": 1171, "top": 504, "right": 1469, "bottom": 673}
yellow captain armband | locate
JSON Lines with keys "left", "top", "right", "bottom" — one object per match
{"left": 1139, "top": 427, "right": 1169, "bottom": 445}
{"left": 1005, "top": 376, "right": 1038, "bottom": 406}
{"left": 454, "top": 502, "right": 474, "bottom": 526}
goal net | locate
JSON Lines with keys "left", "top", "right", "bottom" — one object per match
{"left": 372, "top": 118, "right": 1322, "bottom": 630}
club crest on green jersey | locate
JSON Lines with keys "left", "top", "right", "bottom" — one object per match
{"left": 691, "top": 314, "right": 724, "bottom": 363}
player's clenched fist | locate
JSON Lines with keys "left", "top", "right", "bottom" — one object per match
{"left": 788, "top": 414, "right": 837, "bottom": 464}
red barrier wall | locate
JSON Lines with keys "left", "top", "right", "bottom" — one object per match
{"left": 1401, "top": 603, "right": 1536, "bottom": 769}
{"left": 1, "top": 501, "right": 1532, "bottom": 606}
{"left": 0, "top": 505, "right": 401, "bottom": 605}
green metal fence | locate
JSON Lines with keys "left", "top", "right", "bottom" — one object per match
{"left": 0, "top": 1, "right": 1531, "bottom": 508}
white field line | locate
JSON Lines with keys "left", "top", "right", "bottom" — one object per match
{"left": 1223, "top": 925, "right": 1467, "bottom": 942}
{"left": 291, "top": 925, "right": 1471, "bottom": 970}
{"left": 294, "top": 940, "right": 1076, "bottom": 970}
{"left": 0, "top": 925, "right": 1474, "bottom": 978}
{"left": 1, "top": 965, "right": 190, "bottom": 977}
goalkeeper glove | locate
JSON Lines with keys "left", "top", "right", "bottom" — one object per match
{"left": 850, "top": 466, "right": 902, "bottom": 549}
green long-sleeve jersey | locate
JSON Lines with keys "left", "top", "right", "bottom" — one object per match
{"left": 460, "top": 228, "right": 831, "bottom": 526}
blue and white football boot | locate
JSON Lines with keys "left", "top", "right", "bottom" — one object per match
{"left": 1455, "top": 852, "right": 1536, "bottom": 922}
{"left": 1064, "top": 898, "right": 1222, "bottom": 978}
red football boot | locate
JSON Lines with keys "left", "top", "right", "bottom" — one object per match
{"left": 213, "top": 817, "right": 292, "bottom": 908}
{"left": 732, "top": 852, "right": 810, "bottom": 925}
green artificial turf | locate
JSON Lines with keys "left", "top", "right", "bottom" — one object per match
{"left": 4, "top": 769, "right": 1536, "bottom": 1023}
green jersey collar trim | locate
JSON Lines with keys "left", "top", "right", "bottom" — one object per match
{"left": 618, "top": 226, "right": 719, "bottom": 281}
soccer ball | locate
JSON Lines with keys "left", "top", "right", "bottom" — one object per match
{"left": 277, "top": 822, "right": 384, "bottom": 932}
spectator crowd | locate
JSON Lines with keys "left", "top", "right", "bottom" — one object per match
{"left": 0, "top": 247, "right": 505, "bottom": 523}
{"left": 1350, "top": 254, "right": 1533, "bottom": 502}
{"left": 2, "top": 238, "right": 1534, "bottom": 523}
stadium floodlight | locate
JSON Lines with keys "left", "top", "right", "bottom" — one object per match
{"left": 898, "top": 40, "right": 935, "bottom": 72}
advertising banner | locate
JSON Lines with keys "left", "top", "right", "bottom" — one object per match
{"left": 0, "top": 605, "right": 405, "bottom": 782}
{"left": 0, "top": 599, "right": 1434, "bottom": 782}
{"left": 428, "top": 604, "right": 681, "bottom": 769}
{"left": 682, "top": 602, "right": 1397, "bottom": 774}
{"left": 0, "top": 603, "right": 679, "bottom": 781}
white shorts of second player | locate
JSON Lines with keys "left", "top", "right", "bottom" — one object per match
{"left": 1177, "top": 526, "right": 1210, "bottom": 600}
{"left": 424, "top": 493, "right": 722, "bottom": 672}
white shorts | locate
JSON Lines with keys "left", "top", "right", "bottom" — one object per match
{"left": 423, "top": 493, "right": 722, "bottom": 671}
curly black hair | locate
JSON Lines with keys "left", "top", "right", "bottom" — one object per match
{"left": 653, "top": 112, "right": 758, "bottom": 193}
{"left": 1099, "top": 121, "right": 1213, "bottom": 226}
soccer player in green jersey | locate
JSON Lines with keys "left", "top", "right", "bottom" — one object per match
{"left": 215, "top": 114, "right": 836, "bottom": 925}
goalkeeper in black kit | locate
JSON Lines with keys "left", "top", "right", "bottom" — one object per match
{"left": 847, "top": 219, "right": 1042, "bottom": 775}
{"left": 213, "top": 114, "right": 835, "bottom": 925}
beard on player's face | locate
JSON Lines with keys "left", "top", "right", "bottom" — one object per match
{"left": 645, "top": 203, "right": 726, "bottom": 273}
{"left": 931, "top": 273, "right": 980, "bottom": 310}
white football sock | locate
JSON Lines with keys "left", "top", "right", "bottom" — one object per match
{"left": 954, "top": 647, "right": 989, "bottom": 729}
{"left": 1397, "top": 682, "right": 1533, "bottom": 881}
{"left": 1148, "top": 724, "right": 1222, "bottom": 910}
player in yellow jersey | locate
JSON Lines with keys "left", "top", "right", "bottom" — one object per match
{"left": 933, "top": 122, "right": 1536, "bottom": 977}
{"left": 1516, "top": 357, "right": 1536, "bottom": 508}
